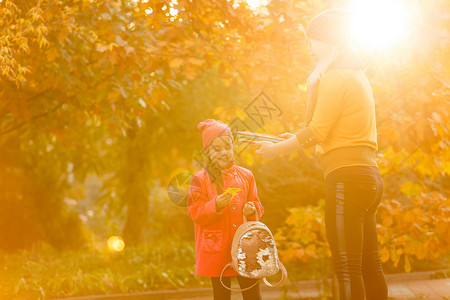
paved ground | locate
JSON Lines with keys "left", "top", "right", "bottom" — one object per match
{"left": 179, "top": 277, "right": 450, "bottom": 300}
{"left": 55, "top": 271, "right": 450, "bottom": 300}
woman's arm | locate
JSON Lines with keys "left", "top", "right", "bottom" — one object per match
{"left": 256, "top": 71, "right": 346, "bottom": 160}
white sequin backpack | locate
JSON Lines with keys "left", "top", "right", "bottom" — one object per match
{"left": 220, "top": 216, "right": 288, "bottom": 291}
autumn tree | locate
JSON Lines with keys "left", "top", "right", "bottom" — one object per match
{"left": 1, "top": 0, "right": 448, "bottom": 277}
{"left": 0, "top": 0, "right": 313, "bottom": 248}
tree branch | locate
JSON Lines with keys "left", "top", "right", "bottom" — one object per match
{"left": 0, "top": 102, "right": 63, "bottom": 135}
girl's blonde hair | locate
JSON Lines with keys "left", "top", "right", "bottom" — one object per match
{"left": 307, "top": 39, "right": 340, "bottom": 85}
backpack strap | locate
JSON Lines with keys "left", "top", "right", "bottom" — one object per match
{"left": 219, "top": 263, "right": 259, "bottom": 292}
{"left": 262, "top": 259, "right": 288, "bottom": 288}
{"left": 243, "top": 211, "right": 259, "bottom": 223}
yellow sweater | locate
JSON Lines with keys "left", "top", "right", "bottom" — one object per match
{"left": 297, "top": 68, "right": 378, "bottom": 178}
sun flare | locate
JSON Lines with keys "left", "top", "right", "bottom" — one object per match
{"left": 349, "top": 0, "right": 413, "bottom": 50}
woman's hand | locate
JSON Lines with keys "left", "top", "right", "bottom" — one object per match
{"left": 255, "top": 134, "right": 301, "bottom": 159}
{"left": 279, "top": 132, "right": 295, "bottom": 139}
{"left": 243, "top": 202, "right": 256, "bottom": 217}
{"left": 255, "top": 141, "right": 279, "bottom": 160}
{"left": 215, "top": 192, "right": 232, "bottom": 211}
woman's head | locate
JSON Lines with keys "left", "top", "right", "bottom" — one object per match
{"left": 306, "top": 9, "right": 352, "bottom": 49}
{"left": 306, "top": 8, "right": 352, "bottom": 84}
{"left": 197, "top": 119, "right": 233, "bottom": 169}
{"left": 307, "top": 39, "right": 340, "bottom": 85}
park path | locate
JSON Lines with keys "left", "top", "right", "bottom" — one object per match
{"left": 54, "top": 271, "right": 450, "bottom": 300}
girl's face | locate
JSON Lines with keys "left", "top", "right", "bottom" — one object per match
{"left": 208, "top": 136, "right": 233, "bottom": 170}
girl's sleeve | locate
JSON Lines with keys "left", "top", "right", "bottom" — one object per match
{"left": 247, "top": 171, "right": 264, "bottom": 221}
{"left": 187, "top": 174, "right": 223, "bottom": 226}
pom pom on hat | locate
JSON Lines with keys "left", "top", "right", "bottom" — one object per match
{"left": 197, "top": 119, "right": 232, "bottom": 153}
{"left": 306, "top": 8, "right": 352, "bottom": 48}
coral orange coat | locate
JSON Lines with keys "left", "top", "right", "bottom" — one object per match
{"left": 188, "top": 163, "right": 264, "bottom": 277}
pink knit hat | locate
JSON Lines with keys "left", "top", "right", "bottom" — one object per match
{"left": 197, "top": 119, "right": 233, "bottom": 153}
{"left": 306, "top": 8, "right": 351, "bottom": 48}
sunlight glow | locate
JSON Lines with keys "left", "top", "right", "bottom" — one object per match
{"left": 349, "top": 0, "right": 412, "bottom": 50}
{"left": 246, "top": 0, "right": 270, "bottom": 10}
{"left": 107, "top": 236, "right": 125, "bottom": 253}
{"left": 145, "top": 8, "right": 153, "bottom": 15}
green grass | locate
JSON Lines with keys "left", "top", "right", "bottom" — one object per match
{"left": 0, "top": 240, "right": 209, "bottom": 299}
{"left": 1, "top": 241, "right": 449, "bottom": 300}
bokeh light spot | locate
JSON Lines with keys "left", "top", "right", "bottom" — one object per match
{"left": 107, "top": 236, "right": 125, "bottom": 253}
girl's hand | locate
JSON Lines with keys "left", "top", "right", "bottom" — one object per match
{"left": 243, "top": 202, "right": 256, "bottom": 217}
{"left": 216, "top": 192, "right": 232, "bottom": 211}
{"left": 255, "top": 141, "right": 279, "bottom": 160}
{"left": 279, "top": 132, "right": 295, "bottom": 139}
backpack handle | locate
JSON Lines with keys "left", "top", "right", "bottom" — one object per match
{"left": 262, "top": 259, "right": 288, "bottom": 288}
{"left": 243, "top": 206, "right": 260, "bottom": 223}
{"left": 219, "top": 263, "right": 259, "bottom": 292}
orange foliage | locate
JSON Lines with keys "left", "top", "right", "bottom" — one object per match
{"left": 275, "top": 200, "right": 331, "bottom": 263}
{"left": 0, "top": 0, "right": 448, "bottom": 264}
{"left": 377, "top": 192, "right": 450, "bottom": 271}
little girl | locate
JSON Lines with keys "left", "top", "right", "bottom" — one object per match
{"left": 188, "top": 119, "right": 264, "bottom": 300}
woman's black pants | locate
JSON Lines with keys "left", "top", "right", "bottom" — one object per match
{"left": 211, "top": 276, "right": 261, "bottom": 300}
{"left": 325, "top": 166, "right": 388, "bottom": 300}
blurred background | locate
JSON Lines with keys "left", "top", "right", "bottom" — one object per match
{"left": 0, "top": 0, "right": 449, "bottom": 298}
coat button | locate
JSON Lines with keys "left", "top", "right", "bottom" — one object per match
{"left": 233, "top": 223, "right": 237, "bottom": 228}
{"left": 232, "top": 206, "right": 236, "bottom": 210}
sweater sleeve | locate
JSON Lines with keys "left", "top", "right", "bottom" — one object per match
{"left": 246, "top": 171, "right": 264, "bottom": 221}
{"left": 308, "top": 71, "right": 347, "bottom": 142}
{"left": 295, "top": 126, "right": 319, "bottom": 148}
{"left": 187, "top": 174, "right": 223, "bottom": 226}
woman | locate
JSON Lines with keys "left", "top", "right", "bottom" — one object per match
{"left": 255, "top": 9, "right": 388, "bottom": 300}
{"left": 188, "top": 119, "right": 264, "bottom": 300}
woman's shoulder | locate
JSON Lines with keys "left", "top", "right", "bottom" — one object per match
{"left": 323, "top": 68, "right": 352, "bottom": 79}
{"left": 321, "top": 68, "right": 364, "bottom": 88}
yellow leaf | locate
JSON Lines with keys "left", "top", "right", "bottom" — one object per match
{"left": 107, "top": 90, "right": 120, "bottom": 101}
{"left": 212, "top": 106, "right": 225, "bottom": 116}
{"left": 298, "top": 84, "right": 307, "bottom": 92}
{"left": 39, "top": 37, "right": 49, "bottom": 48}
{"left": 382, "top": 215, "right": 393, "bottom": 227}
{"left": 188, "top": 57, "right": 204, "bottom": 66}
{"left": 46, "top": 47, "right": 59, "bottom": 61}
{"left": 108, "top": 43, "right": 118, "bottom": 51}
{"left": 169, "top": 58, "right": 184, "bottom": 69}
{"left": 224, "top": 187, "right": 242, "bottom": 198}
{"left": 124, "top": 46, "right": 135, "bottom": 55}
{"left": 400, "top": 181, "right": 422, "bottom": 197}
{"left": 305, "top": 244, "right": 318, "bottom": 258}
{"left": 236, "top": 109, "right": 246, "bottom": 120}
{"left": 96, "top": 44, "right": 108, "bottom": 52}
{"left": 403, "top": 211, "right": 415, "bottom": 223}
{"left": 435, "top": 222, "right": 448, "bottom": 235}
{"left": 380, "top": 247, "right": 390, "bottom": 263}
{"left": 183, "top": 67, "right": 197, "bottom": 80}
